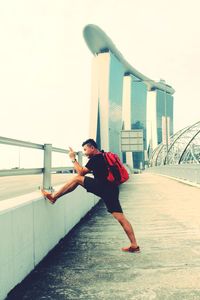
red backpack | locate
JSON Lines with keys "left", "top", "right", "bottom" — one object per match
{"left": 102, "top": 151, "right": 129, "bottom": 185}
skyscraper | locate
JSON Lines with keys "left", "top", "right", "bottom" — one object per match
{"left": 83, "top": 24, "right": 175, "bottom": 168}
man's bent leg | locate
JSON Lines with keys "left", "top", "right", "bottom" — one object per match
{"left": 41, "top": 175, "right": 85, "bottom": 204}
{"left": 112, "top": 212, "right": 139, "bottom": 252}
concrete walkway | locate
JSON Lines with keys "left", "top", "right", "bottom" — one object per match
{"left": 6, "top": 173, "right": 200, "bottom": 299}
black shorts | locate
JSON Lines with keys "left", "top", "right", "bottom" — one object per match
{"left": 84, "top": 176, "right": 123, "bottom": 214}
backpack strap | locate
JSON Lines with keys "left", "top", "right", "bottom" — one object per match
{"left": 101, "top": 150, "right": 110, "bottom": 166}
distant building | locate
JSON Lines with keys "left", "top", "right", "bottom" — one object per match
{"left": 83, "top": 24, "right": 175, "bottom": 169}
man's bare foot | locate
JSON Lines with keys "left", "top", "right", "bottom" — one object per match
{"left": 41, "top": 189, "right": 56, "bottom": 204}
{"left": 122, "top": 245, "right": 140, "bottom": 253}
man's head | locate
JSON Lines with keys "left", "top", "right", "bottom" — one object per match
{"left": 82, "top": 139, "right": 98, "bottom": 158}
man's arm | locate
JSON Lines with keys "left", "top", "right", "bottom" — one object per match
{"left": 69, "top": 147, "right": 89, "bottom": 176}
{"left": 72, "top": 160, "right": 90, "bottom": 176}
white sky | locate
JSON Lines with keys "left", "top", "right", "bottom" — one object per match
{"left": 0, "top": 0, "right": 200, "bottom": 167}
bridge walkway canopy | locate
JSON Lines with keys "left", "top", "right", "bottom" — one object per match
{"left": 150, "top": 120, "right": 200, "bottom": 166}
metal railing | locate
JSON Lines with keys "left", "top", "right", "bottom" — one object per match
{"left": 146, "top": 164, "right": 200, "bottom": 185}
{"left": 0, "top": 136, "right": 83, "bottom": 190}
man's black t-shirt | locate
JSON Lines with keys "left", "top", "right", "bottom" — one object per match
{"left": 84, "top": 153, "right": 122, "bottom": 213}
{"left": 85, "top": 153, "right": 108, "bottom": 182}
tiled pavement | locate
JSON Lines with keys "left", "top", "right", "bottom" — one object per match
{"left": 6, "top": 173, "right": 200, "bottom": 300}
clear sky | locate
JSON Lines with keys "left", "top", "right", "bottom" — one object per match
{"left": 0, "top": 0, "right": 200, "bottom": 167}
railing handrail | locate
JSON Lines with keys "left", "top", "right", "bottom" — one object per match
{"left": 0, "top": 136, "right": 80, "bottom": 154}
{"left": 0, "top": 136, "right": 83, "bottom": 190}
{"left": 0, "top": 136, "right": 44, "bottom": 150}
{"left": 52, "top": 147, "right": 68, "bottom": 154}
{"left": 0, "top": 168, "right": 43, "bottom": 176}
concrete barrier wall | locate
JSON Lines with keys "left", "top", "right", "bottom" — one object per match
{"left": 146, "top": 165, "right": 200, "bottom": 185}
{"left": 0, "top": 184, "right": 99, "bottom": 300}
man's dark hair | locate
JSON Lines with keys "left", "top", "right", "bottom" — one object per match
{"left": 82, "top": 139, "right": 98, "bottom": 149}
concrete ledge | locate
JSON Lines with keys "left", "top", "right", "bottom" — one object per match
{"left": 0, "top": 185, "right": 99, "bottom": 300}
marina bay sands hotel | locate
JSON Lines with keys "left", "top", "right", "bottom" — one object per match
{"left": 83, "top": 25, "right": 175, "bottom": 169}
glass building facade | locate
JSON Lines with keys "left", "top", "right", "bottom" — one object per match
{"left": 130, "top": 75, "right": 147, "bottom": 168}
{"left": 156, "top": 90, "right": 174, "bottom": 145}
{"left": 108, "top": 53, "right": 125, "bottom": 158}
{"left": 92, "top": 52, "right": 174, "bottom": 169}
{"left": 96, "top": 101, "right": 101, "bottom": 150}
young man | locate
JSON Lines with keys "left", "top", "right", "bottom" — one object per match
{"left": 41, "top": 139, "right": 140, "bottom": 253}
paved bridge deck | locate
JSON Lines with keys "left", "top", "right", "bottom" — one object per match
{"left": 6, "top": 173, "right": 200, "bottom": 299}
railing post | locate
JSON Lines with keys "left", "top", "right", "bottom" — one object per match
{"left": 43, "top": 144, "right": 52, "bottom": 190}
{"left": 77, "top": 151, "right": 83, "bottom": 166}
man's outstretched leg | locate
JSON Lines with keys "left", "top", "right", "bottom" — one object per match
{"left": 112, "top": 212, "right": 140, "bottom": 253}
{"left": 41, "top": 175, "right": 85, "bottom": 204}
